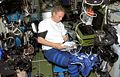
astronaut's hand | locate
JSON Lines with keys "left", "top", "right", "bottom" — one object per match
{"left": 54, "top": 43, "right": 65, "bottom": 50}
{"left": 61, "top": 41, "right": 76, "bottom": 51}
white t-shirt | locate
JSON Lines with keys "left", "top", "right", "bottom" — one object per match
{"left": 38, "top": 18, "right": 67, "bottom": 50}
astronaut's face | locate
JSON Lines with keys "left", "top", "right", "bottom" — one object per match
{"left": 52, "top": 11, "right": 64, "bottom": 23}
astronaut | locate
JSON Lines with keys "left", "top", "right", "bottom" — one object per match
{"left": 37, "top": 5, "right": 80, "bottom": 77}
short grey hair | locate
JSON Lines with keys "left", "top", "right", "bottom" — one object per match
{"left": 51, "top": 5, "right": 65, "bottom": 15}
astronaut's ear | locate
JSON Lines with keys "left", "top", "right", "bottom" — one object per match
{"left": 52, "top": 12, "right": 56, "bottom": 16}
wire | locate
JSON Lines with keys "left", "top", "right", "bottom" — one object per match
{"left": 75, "top": 22, "right": 82, "bottom": 32}
{"left": 104, "top": 5, "right": 108, "bottom": 25}
{"left": 100, "top": 5, "right": 108, "bottom": 31}
{"left": 79, "top": 12, "right": 86, "bottom": 24}
{"left": 75, "top": 22, "right": 84, "bottom": 45}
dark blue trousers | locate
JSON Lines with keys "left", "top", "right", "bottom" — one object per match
{"left": 44, "top": 48, "right": 79, "bottom": 77}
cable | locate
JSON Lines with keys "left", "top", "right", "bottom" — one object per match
{"left": 100, "top": 5, "right": 108, "bottom": 31}
{"left": 79, "top": 12, "right": 86, "bottom": 24}
{"left": 75, "top": 22, "right": 84, "bottom": 45}
{"left": 104, "top": 5, "right": 108, "bottom": 25}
